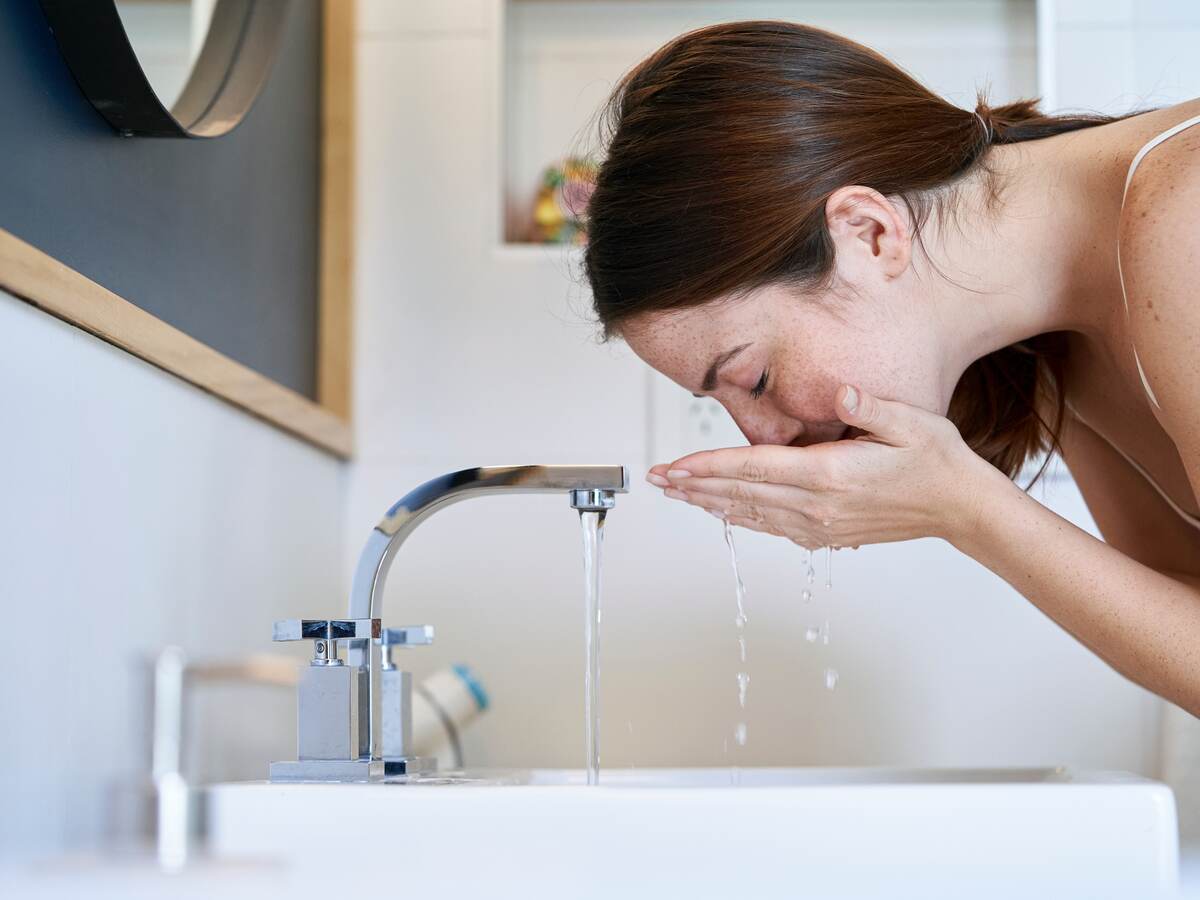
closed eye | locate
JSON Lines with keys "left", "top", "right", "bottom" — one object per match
{"left": 750, "top": 369, "right": 769, "bottom": 399}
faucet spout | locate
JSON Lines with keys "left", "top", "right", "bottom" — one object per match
{"left": 347, "top": 465, "right": 628, "bottom": 659}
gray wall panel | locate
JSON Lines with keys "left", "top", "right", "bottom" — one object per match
{"left": 0, "top": 0, "right": 320, "bottom": 397}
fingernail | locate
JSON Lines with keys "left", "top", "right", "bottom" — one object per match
{"left": 666, "top": 469, "right": 692, "bottom": 480}
{"left": 842, "top": 385, "right": 859, "bottom": 414}
{"left": 664, "top": 488, "right": 688, "bottom": 501}
{"left": 646, "top": 473, "right": 669, "bottom": 487}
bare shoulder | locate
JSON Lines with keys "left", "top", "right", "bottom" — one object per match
{"left": 1117, "top": 111, "right": 1200, "bottom": 473}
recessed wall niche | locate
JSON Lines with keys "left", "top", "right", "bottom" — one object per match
{"left": 499, "top": 0, "right": 1038, "bottom": 248}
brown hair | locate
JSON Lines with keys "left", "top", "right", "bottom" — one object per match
{"left": 582, "top": 20, "right": 1124, "bottom": 482}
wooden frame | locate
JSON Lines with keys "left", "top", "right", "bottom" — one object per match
{"left": 1, "top": 0, "right": 355, "bottom": 458}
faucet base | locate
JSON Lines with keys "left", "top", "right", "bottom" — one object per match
{"left": 383, "top": 756, "right": 437, "bottom": 778}
{"left": 269, "top": 759, "right": 385, "bottom": 783}
{"left": 268, "top": 757, "right": 437, "bottom": 783}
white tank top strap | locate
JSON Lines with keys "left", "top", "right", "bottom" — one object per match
{"left": 1064, "top": 399, "right": 1200, "bottom": 532}
{"left": 1116, "top": 112, "right": 1200, "bottom": 409}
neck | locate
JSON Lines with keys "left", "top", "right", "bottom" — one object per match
{"left": 915, "top": 134, "right": 1116, "bottom": 401}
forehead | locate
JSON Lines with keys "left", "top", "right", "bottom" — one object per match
{"left": 620, "top": 305, "right": 733, "bottom": 386}
{"left": 618, "top": 287, "right": 782, "bottom": 380}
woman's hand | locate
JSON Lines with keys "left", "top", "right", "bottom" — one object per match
{"left": 648, "top": 385, "right": 1001, "bottom": 549}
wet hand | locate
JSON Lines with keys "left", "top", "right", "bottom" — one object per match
{"left": 647, "top": 385, "right": 993, "bottom": 548}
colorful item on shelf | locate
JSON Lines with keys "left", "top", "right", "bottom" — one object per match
{"left": 531, "top": 157, "right": 597, "bottom": 244}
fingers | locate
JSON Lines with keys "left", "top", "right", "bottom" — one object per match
{"left": 657, "top": 444, "right": 821, "bottom": 487}
{"left": 663, "top": 476, "right": 816, "bottom": 519}
{"left": 835, "top": 384, "right": 923, "bottom": 445}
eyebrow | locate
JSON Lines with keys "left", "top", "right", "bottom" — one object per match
{"left": 699, "top": 343, "right": 752, "bottom": 393}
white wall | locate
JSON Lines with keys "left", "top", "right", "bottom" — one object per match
{"left": 1047, "top": 0, "right": 1200, "bottom": 114}
{"left": 348, "top": 0, "right": 1161, "bottom": 778}
{"left": 0, "top": 292, "right": 344, "bottom": 855}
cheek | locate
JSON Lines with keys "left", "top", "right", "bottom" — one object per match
{"left": 774, "top": 366, "right": 845, "bottom": 421}
{"left": 773, "top": 331, "right": 872, "bottom": 420}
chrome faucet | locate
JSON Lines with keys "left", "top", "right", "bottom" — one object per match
{"left": 270, "top": 465, "right": 628, "bottom": 783}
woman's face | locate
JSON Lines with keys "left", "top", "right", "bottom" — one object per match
{"left": 620, "top": 184, "right": 955, "bottom": 448}
{"left": 621, "top": 279, "right": 949, "bottom": 448}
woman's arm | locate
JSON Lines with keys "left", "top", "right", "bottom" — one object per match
{"left": 952, "top": 456, "right": 1200, "bottom": 716}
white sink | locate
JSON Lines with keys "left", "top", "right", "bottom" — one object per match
{"left": 207, "top": 767, "right": 1178, "bottom": 899}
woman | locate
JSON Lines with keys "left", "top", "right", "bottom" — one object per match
{"left": 582, "top": 21, "right": 1200, "bottom": 716}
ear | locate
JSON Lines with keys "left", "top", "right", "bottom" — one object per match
{"left": 824, "top": 185, "right": 911, "bottom": 280}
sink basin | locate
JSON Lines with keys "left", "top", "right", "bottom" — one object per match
{"left": 206, "top": 767, "right": 1178, "bottom": 899}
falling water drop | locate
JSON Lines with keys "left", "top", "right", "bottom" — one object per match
{"left": 822, "top": 619, "right": 831, "bottom": 646}
{"left": 825, "top": 545, "right": 834, "bottom": 590}
{"left": 736, "top": 671, "right": 750, "bottom": 708}
{"left": 824, "top": 668, "right": 839, "bottom": 691}
{"left": 801, "top": 588, "right": 812, "bottom": 603}
{"left": 734, "top": 723, "right": 748, "bottom": 746}
{"left": 737, "top": 635, "right": 746, "bottom": 663}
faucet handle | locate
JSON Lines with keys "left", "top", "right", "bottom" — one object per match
{"left": 379, "top": 625, "right": 433, "bottom": 669}
{"left": 380, "top": 625, "right": 434, "bottom": 648}
{"left": 273, "top": 618, "right": 381, "bottom": 665}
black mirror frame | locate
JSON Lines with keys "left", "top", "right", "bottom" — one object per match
{"left": 38, "top": 0, "right": 292, "bottom": 138}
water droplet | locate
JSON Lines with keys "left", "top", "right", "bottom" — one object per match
{"left": 734, "top": 722, "right": 747, "bottom": 746}
{"left": 736, "top": 671, "right": 750, "bottom": 708}
{"left": 737, "top": 635, "right": 746, "bottom": 663}
{"left": 825, "top": 545, "right": 834, "bottom": 590}
{"left": 822, "top": 619, "right": 831, "bottom": 645}
{"left": 806, "top": 564, "right": 815, "bottom": 585}
{"left": 804, "top": 626, "right": 820, "bottom": 643}
{"left": 824, "top": 668, "right": 839, "bottom": 690}
{"left": 801, "top": 588, "right": 812, "bottom": 603}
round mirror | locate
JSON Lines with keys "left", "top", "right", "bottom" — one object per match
{"left": 39, "top": 0, "right": 292, "bottom": 138}
{"left": 114, "top": 0, "right": 221, "bottom": 111}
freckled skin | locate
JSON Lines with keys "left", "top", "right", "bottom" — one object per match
{"left": 623, "top": 287, "right": 943, "bottom": 447}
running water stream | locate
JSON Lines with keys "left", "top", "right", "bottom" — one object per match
{"left": 580, "top": 510, "right": 606, "bottom": 786}
{"left": 723, "top": 521, "right": 750, "bottom": 748}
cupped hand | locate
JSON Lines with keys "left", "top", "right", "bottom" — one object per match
{"left": 648, "top": 385, "right": 995, "bottom": 548}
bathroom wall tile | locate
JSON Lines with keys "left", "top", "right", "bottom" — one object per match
{"left": 1054, "top": 26, "right": 1137, "bottom": 112}
{"left": 1056, "top": 0, "right": 1135, "bottom": 26}
{"left": 1133, "top": 0, "right": 1200, "bottom": 27}
{"left": 1132, "top": 27, "right": 1200, "bottom": 108}
{"left": 358, "top": 0, "right": 494, "bottom": 37}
